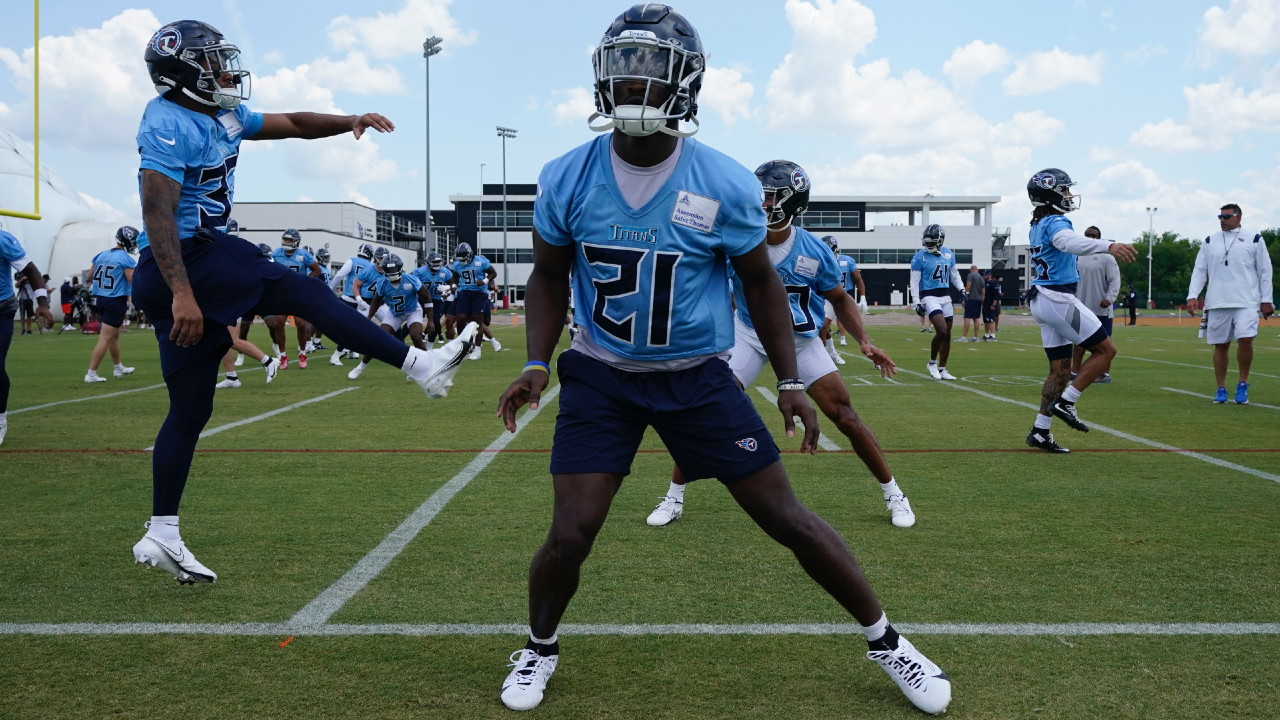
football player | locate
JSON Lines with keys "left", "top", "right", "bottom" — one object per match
{"left": 410, "top": 251, "right": 452, "bottom": 343}
{"left": 129, "top": 20, "right": 478, "bottom": 586}
{"left": 348, "top": 255, "right": 436, "bottom": 379}
{"left": 449, "top": 243, "right": 497, "bottom": 358}
{"left": 270, "top": 229, "right": 321, "bottom": 368}
{"left": 816, "top": 235, "right": 845, "bottom": 366}
{"left": 1023, "top": 169, "right": 1136, "bottom": 452}
{"left": 909, "top": 224, "right": 966, "bottom": 380}
{"left": 84, "top": 226, "right": 139, "bottom": 383}
{"left": 307, "top": 247, "right": 333, "bottom": 353}
{"left": 493, "top": 6, "right": 949, "bottom": 714}
{"left": 328, "top": 243, "right": 378, "bottom": 364}
{"left": 827, "top": 235, "right": 867, "bottom": 346}
{"left": 350, "top": 246, "right": 388, "bottom": 312}
{"left": 0, "top": 228, "right": 55, "bottom": 445}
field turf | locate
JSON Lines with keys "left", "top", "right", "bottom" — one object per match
{"left": 1, "top": 316, "right": 1278, "bottom": 718}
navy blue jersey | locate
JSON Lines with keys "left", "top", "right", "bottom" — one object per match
{"left": 373, "top": 273, "right": 424, "bottom": 314}
{"left": 90, "top": 248, "right": 137, "bottom": 298}
{"left": 733, "top": 228, "right": 840, "bottom": 338}
{"left": 1029, "top": 215, "right": 1079, "bottom": 287}
{"left": 270, "top": 247, "right": 315, "bottom": 274}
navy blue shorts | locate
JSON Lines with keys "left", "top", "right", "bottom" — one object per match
{"left": 1100, "top": 316, "right": 1113, "bottom": 336}
{"left": 454, "top": 289, "right": 488, "bottom": 316}
{"left": 93, "top": 296, "right": 128, "bottom": 327}
{"left": 549, "top": 349, "right": 780, "bottom": 483}
{"left": 964, "top": 299, "right": 982, "bottom": 320}
{"left": 982, "top": 305, "right": 998, "bottom": 323}
{"left": 433, "top": 302, "right": 447, "bottom": 328}
{"left": 446, "top": 299, "right": 457, "bottom": 316}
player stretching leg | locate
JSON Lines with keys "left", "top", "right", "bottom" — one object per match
{"left": 495, "top": 7, "right": 949, "bottom": 714}
{"left": 129, "top": 21, "right": 477, "bottom": 585}
{"left": 448, "top": 243, "right": 497, "bottom": 359}
{"left": 348, "top": 255, "right": 438, "bottom": 378}
{"left": 909, "top": 224, "right": 965, "bottom": 380}
{"left": 328, "top": 243, "right": 377, "bottom": 364}
{"left": 649, "top": 162, "right": 914, "bottom": 529}
{"left": 305, "top": 246, "right": 333, "bottom": 353}
{"left": 1023, "top": 169, "right": 1136, "bottom": 453}
{"left": 269, "top": 229, "right": 322, "bottom": 368}
{"left": 84, "top": 226, "right": 139, "bottom": 383}
{"left": 0, "top": 230, "right": 55, "bottom": 446}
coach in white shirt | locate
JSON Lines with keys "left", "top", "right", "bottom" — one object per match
{"left": 1186, "top": 203, "right": 1274, "bottom": 404}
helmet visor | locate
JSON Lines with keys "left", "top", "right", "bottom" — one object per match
{"left": 189, "top": 44, "right": 251, "bottom": 106}
{"left": 603, "top": 44, "right": 672, "bottom": 81}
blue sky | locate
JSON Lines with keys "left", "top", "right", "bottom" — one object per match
{"left": 2, "top": 0, "right": 1278, "bottom": 242}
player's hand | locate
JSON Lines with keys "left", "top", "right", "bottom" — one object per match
{"left": 861, "top": 343, "right": 897, "bottom": 378}
{"left": 1108, "top": 242, "right": 1138, "bottom": 262}
{"left": 1263, "top": 302, "right": 1275, "bottom": 319}
{"left": 776, "top": 389, "right": 820, "bottom": 455}
{"left": 914, "top": 303, "right": 925, "bottom": 317}
{"left": 352, "top": 113, "right": 395, "bottom": 140}
{"left": 1100, "top": 299, "right": 1111, "bottom": 309}
{"left": 1186, "top": 297, "right": 1199, "bottom": 313}
{"left": 170, "top": 290, "right": 204, "bottom": 347}
{"left": 497, "top": 369, "right": 550, "bottom": 433}
{"left": 35, "top": 303, "right": 54, "bottom": 331}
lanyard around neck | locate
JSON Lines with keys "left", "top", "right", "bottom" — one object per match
{"left": 1222, "top": 229, "right": 1240, "bottom": 266}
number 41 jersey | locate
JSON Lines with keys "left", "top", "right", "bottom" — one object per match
{"left": 535, "top": 135, "right": 767, "bottom": 362}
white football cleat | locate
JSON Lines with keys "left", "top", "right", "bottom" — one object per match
{"left": 469, "top": 346, "right": 482, "bottom": 361}
{"left": 84, "top": 372, "right": 107, "bottom": 384}
{"left": 833, "top": 352, "right": 846, "bottom": 366}
{"left": 887, "top": 495, "right": 915, "bottom": 528}
{"left": 133, "top": 533, "right": 217, "bottom": 585}
{"left": 234, "top": 353, "right": 244, "bottom": 366}
{"left": 938, "top": 368, "right": 956, "bottom": 381}
{"left": 411, "top": 322, "right": 478, "bottom": 399}
{"left": 0, "top": 413, "right": 7, "bottom": 446}
{"left": 491, "top": 337, "right": 502, "bottom": 352}
{"left": 329, "top": 351, "right": 344, "bottom": 366}
{"left": 839, "top": 335, "right": 848, "bottom": 346}
{"left": 263, "top": 356, "right": 280, "bottom": 384}
{"left": 868, "top": 636, "right": 951, "bottom": 715}
{"left": 113, "top": 365, "right": 135, "bottom": 378}
{"left": 348, "top": 363, "right": 367, "bottom": 380}
{"left": 501, "top": 644, "right": 559, "bottom": 711}
{"left": 926, "top": 361, "right": 942, "bottom": 380}
{"left": 215, "top": 377, "right": 241, "bottom": 389}
{"left": 646, "top": 496, "right": 683, "bottom": 527}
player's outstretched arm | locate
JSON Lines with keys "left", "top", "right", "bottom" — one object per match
{"left": 141, "top": 169, "right": 202, "bottom": 346}
{"left": 730, "top": 243, "right": 820, "bottom": 454}
{"left": 824, "top": 285, "right": 895, "bottom": 378}
{"left": 497, "top": 231, "right": 571, "bottom": 432}
{"left": 252, "top": 112, "right": 395, "bottom": 141}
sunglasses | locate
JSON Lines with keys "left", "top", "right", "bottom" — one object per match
{"left": 1217, "top": 214, "right": 1238, "bottom": 220}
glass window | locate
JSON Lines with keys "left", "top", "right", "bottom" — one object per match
{"left": 954, "top": 249, "right": 973, "bottom": 263}
{"left": 477, "top": 210, "right": 534, "bottom": 228}
{"left": 798, "top": 211, "right": 860, "bottom": 229}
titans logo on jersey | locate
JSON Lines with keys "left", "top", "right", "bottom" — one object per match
{"left": 411, "top": 265, "right": 452, "bottom": 300}
{"left": 271, "top": 247, "right": 315, "bottom": 273}
{"left": 732, "top": 228, "right": 840, "bottom": 339}
{"left": 373, "top": 273, "right": 423, "bottom": 315}
{"left": 837, "top": 254, "right": 858, "bottom": 290}
{"left": 135, "top": 96, "right": 264, "bottom": 250}
{"left": 535, "top": 135, "right": 766, "bottom": 361}
{"left": 451, "top": 257, "right": 492, "bottom": 292}
{"left": 1029, "top": 215, "right": 1079, "bottom": 288}
{"left": 911, "top": 248, "right": 958, "bottom": 297}
{"left": 90, "top": 248, "right": 138, "bottom": 298}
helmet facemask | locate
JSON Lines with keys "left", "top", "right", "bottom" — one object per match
{"left": 762, "top": 187, "right": 802, "bottom": 231}
{"left": 590, "top": 32, "right": 704, "bottom": 138}
{"left": 171, "top": 42, "right": 250, "bottom": 110}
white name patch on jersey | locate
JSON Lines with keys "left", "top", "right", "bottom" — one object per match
{"left": 218, "top": 113, "right": 242, "bottom": 138}
{"left": 794, "top": 255, "right": 819, "bottom": 278}
{"left": 671, "top": 190, "right": 719, "bottom": 233}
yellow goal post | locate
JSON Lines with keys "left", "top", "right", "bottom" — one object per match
{"left": 0, "top": 0, "right": 40, "bottom": 221}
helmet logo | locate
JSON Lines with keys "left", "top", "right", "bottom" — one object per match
{"left": 153, "top": 28, "right": 182, "bottom": 57}
{"left": 1033, "top": 172, "right": 1057, "bottom": 190}
{"left": 791, "top": 168, "right": 809, "bottom": 192}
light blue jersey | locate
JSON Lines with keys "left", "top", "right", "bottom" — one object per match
{"left": 0, "top": 230, "right": 31, "bottom": 302}
{"left": 135, "top": 96, "right": 263, "bottom": 250}
{"left": 344, "top": 257, "right": 375, "bottom": 297}
{"left": 411, "top": 266, "right": 453, "bottom": 300}
{"left": 733, "top": 228, "right": 840, "bottom": 338}
{"left": 355, "top": 263, "right": 382, "bottom": 300}
{"left": 319, "top": 267, "right": 333, "bottom": 286}
{"left": 271, "top": 247, "right": 315, "bottom": 274}
{"left": 90, "top": 248, "right": 137, "bottom": 298}
{"left": 373, "top": 273, "right": 424, "bottom": 315}
{"left": 451, "top": 257, "right": 492, "bottom": 292}
{"left": 911, "top": 247, "right": 959, "bottom": 298}
{"left": 837, "top": 254, "right": 858, "bottom": 291}
{"left": 535, "top": 135, "right": 766, "bottom": 361}
{"left": 1029, "top": 215, "right": 1079, "bottom": 289}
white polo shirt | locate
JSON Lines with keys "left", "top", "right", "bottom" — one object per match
{"left": 1187, "top": 227, "right": 1274, "bottom": 310}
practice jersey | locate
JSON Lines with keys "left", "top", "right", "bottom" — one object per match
{"left": 1029, "top": 215, "right": 1079, "bottom": 288}
{"left": 535, "top": 134, "right": 766, "bottom": 361}
{"left": 355, "top": 263, "right": 382, "bottom": 299}
{"left": 271, "top": 247, "right": 315, "bottom": 274}
{"left": 90, "top": 248, "right": 138, "bottom": 298}
{"left": 411, "top": 265, "right": 452, "bottom": 300}
{"left": 319, "top": 266, "right": 333, "bottom": 286}
{"left": 135, "top": 96, "right": 263, "bottom": 250}
{"left": 372, "top": 273, "right": 424, "bottom": 315}
{"left": 343, "top": 257, "right": 375, "bottom": 297}
{"left": 0, "top": 229, "right": 31, "bottom": 302}
{"left": 733, "top": 228, "right": 840, "bottom": 339}
{"left": 910, "top": 247, "right": 959, "bottom": 298}
{"left": 451, "top": 256, "right": 492, "bottom": 292}
{"left": 837, "top": 254, "right": 858, "bottom": 291}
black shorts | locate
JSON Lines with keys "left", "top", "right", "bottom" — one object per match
{"left": 18, "top": 299, "right": 34, "bottom": 319}
{"left": 1100, "top": 316, "right": 1113, "bottom": 336}
{"left": 454, "top": 289, "right": 488, "bottom": 316}
{"left": 549, "top": 350, "right": 780, "bottom": 483}
{"left": 982, "top": 305, "right": 998, "bottom": 323}
{"left": 93, "top": 296, "right": 128, "bottom": 328}
{"left": 964, "top": 299, "right": 982, "bottom": 320}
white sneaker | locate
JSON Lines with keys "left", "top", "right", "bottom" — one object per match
{"left": 330, "top": 351, "right": 344, "bottom": 366}
{"left": 938, "top": 368, "right": 956, "bottom": 381}
{"left": 113, "top": 365, "right": 134, "bottom": 378}
{"left": 0, "top": 413, "right": 7, "bottom": 446}
{"left": 501, "top": 645, "right": 559, "bottom": 711}
{"left": 926, "top": 361, "right": 941, "bottom": 380}
{"left": 957, "top": 337, "right": 969, "bottom": 343}
{"left": 833, "top": 352, "right": 846, "bottom": 365}
{"left": 411, "top": 322, "right": 478, "bottom": 399}
{"left": 133, "top": 532, "right": 217, "bottom": 584}
{"left": 887, "top": 495, "right": 915, "bottom": 528}
{"left": 84, "top": 371, "right": 106, "bottom": 384}
{"left": 348, "top": 363, "right": 367, "bottom": 380}
{"left": 867, "top": 636, "right": 951, "bottom": 715}
{"left": 469, "top": 346, "right": 482, "bottom": 361}
{"left": 263, "top": 357, "right": 280, "bottom": 384}
{"left": 215, "top": 377, "right": 241, "bottom": 389}
{"left": 491, "top": 337, "right": 502, "bottom": 352}
{"left": 234, "top": 353, "right": 244, "bottom": 366}
{"left": 839, "top": 335, "right": 848, "bottom": 346}
{"left": 646, "top": 496, "right": 684, "bottom": 527}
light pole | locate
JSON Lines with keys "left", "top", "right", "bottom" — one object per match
{"left": 423, "top": 36, "right": 442, "bottom": 256}
{"left": 1145, "top": 206, "right": 1158, "bottom": 309}
{"left": 497, "top": 126, "right": 517, "bottom": 307}
{"left": 477, "top": 162, "right": 485, "bottom": 262}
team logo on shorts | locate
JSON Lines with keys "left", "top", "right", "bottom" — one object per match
{"left": 736, "top": 438, "right": 758, "bottom": 452}
{"left": 153, "top": 28, "right": 182, "bottom": 56}
{"left": 1032, "top": 172, "right": 1057, "bottom": 190}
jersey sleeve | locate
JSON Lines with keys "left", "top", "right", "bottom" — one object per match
{"left": 910, "top": 251, "right": 924, "bottom": 271}
{"left": 845, "top": 255, "right": 858, "bottom": 272}
{"left": 1, "top": 231, "right": 30, "bottom": 271}
{"left": 720, "top": 185, "right": 767, "bottom": 257}
{"left": 816, "top": 246, "right": 842, "bottom": 292}
{"left": 122, "top": 253, "right": 138, "bottom": 270}
{"left": 236, "top": 105, "right": 264, "bottom": 140}
{"left": 137, "top": 119, "right": 191, "bottom": 185}
{"left": 533, "top": 170, "right": 573, "bottom": 246}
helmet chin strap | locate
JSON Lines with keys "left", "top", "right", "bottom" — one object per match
{"left": 587, "top": 112, "right": 699, "bottom": 138}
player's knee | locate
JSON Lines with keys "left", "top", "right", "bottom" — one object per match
{"left": 833, "top": 404, "right": 863, "bottom": 435}
{"left": 1237, "top": 336, "right": 1254, "bottom": 349}
{"left": 546, "top": 524, "right": 597, "bottom": 564}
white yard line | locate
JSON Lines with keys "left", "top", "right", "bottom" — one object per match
{"left": 1, "top": 621, "right": 1276, "bottom": 637}
{"left": 288, "top": 385, "right": 562, "bottom": 630}
{"left": 754, "top": 387, "right": 842, "bottom": 452}
{"left": 840, "top": 351, "right": 1280, "bottom": 484}
{"left": 8, "top": 383, "right": 166, "bottom": 414}
{"left": 1163, "top": 387, "right": 1280, "bottom": 410}
{"left": 142, "top": 386, "right": 358, "bottom": 451}
{"left": 1122, "top": 355, "right": 1279, "bottom": 379}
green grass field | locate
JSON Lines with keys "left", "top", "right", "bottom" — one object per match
{"left": 2, "top": 317, "right": 1278, "bottom": 719}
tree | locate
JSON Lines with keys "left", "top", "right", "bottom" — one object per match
{"left": 1115, "top": 231, "right": 1199, "bottom": 307}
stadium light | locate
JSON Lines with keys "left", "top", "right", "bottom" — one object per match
{"left": 423, "top": 36, "right": 443, "bottom": 256}
{"left": 497, "top": 126, "right": 518, "bottom": 307}
{"left": 1146, "top": 206, "right": 1158, "bottom": 310}
{"left": 0, "top": 0, "right": 40, "bottom": 221}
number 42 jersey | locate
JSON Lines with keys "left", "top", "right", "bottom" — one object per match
{"left": 535, "top": 135, "right": 767, "bottom": 362}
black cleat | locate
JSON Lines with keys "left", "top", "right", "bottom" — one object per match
{"left": 1049, "top": 398, "right": 1089, "bottom": 432}
{"left": 1027, "top": 429, "right": 1070, "bottom": 453}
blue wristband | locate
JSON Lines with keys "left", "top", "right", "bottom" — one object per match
{"left": 524, "top": 360, "right": 550, "bottom": 375}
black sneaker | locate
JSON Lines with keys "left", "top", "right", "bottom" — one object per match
{"left": 1049, "top": 398, "right": 1089, "bottom": 432}
{"left": 1027, "top": 429, "right": 1070, "bottom": 453}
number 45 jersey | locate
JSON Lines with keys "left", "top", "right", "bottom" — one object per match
{"left": 535, "top": 135, "right": 767, "bottom": 362}
{"left": 134, "top": 96, "right": 264, "bottom": 251}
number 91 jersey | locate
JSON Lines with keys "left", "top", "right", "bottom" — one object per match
{"left": 134, "top": 96, "right": 264, "bottom": 251}
{"left": 732, "top": 228, "right": 840, "bottom": 339}
{"left": 535, "top": 135, "right": 767, "bottom": 361}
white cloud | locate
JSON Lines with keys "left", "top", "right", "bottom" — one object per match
{"left": 1087, "top": 146, "right": 1119, "bottom": 162}
{"left": 78, "top": 192, "right": 130, "bottom": 224}
{"left": 700, "top": 66, "right": 755, "bottom": 126}
{"left": 282, "top": 134, "right": 400, "bottom": 185}
{"left": 1077, "top": 161, "right": 1242, "bottom": 241}
{"left": 343, "top": 183, "right": 373, "bottom": 206}
{"left": 1129, "top": 79, "right": 1280, "bottom": 152}
{"left": 1002, "top": 48, "right": 1105, "bottom": 96}
{"left": 809, "top": 151, "right": 982, "bottom": 195}
{"left": 1130, "top": 119, "right": 1229, "bottom": 152}
{"left": 310, "top": 52, "right": 405, "bottom": 95}
{"left": 1092, "top": 160, "right": 1162, "bottom": 200}
{"left": 550, "top": 87, "right": 596, "bottom": 125}
{"left": 328, "top": 0, "right": 476, "bottom": 60}
{"left": 943, "top": 41, "right": 1010, "bottom": 89}
{"left": 253, "top": 64, "right": 342, "bottom": 114}
{"left": 992, "top": 110, "right": 1066, "bottom": 147}
{"left": 1200, "top": 0, "right": 1280, "bottom": 57}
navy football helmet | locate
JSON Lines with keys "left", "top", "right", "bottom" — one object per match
{"left": 225, "top": 218, "right": 239, "bottom": 236}
{"left": 357, "top": 243, "right": 374, "bottom": 260}
{"left": 281, "top": 228, "right": 301, "bottom": 250}
{"left": 821, "top": 235, "right": 839, "bottom": 255}
{"left": 590, "top": 4, "right": 705, "bottom": 138}
{"left": 922, "top": 224, "right": 945, "bottom": 254}
{"left": 455, "top": 242, "right": 474, "bottom": 265}
{"left": 1027, "top": 168, "right": 1080, "bottom": 213}
{"left": 373, "top": 247, "right": 390, "bottom": 270}
{"left": 257, "top": 243, "right": 273, "bottom": 257}
{"left": 145, "top": 20, "right": 250, "bottom": 110}
{"left": 426, "top": 251, "right": 444, "bottom": 272}
{"left": 115, "top": 226, "right": 140, "bottom": 253}
{"left": 383, "top": 254, "right": 404, "bottom": 282}
{"left": 316, "top": 247, "right": 330, "bottom": 265}
{"left": 755, "top": 160, "right": 810, "bottom": 230}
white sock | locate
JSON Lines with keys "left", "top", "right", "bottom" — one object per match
{"left": 491, "top": 337, "right": 500, "bottom": 348}
{"left": 881, "top": 478, "right": 901, "bottom": 500}
{"left": 1062, "top": 385, "right": 1082, "bottom": 403}
{"left": 114, "top": 363, "right": 126, "bottom": 370}
{"left": 939, "top": 366, "right": 946, "bottom": 373}
{"left": 400, "top": 348, "right": 432, "bottom": 379}
{"left": 1034, "top": 413, "right": 1052, "bottom": 430}
{"left": 825, "top": 338, "right": 836, "bottom": 354}
{"left": 356, "top": 361, "right": 369, "bottom": 372}
{"left": 298, "top": 346, "right": 305, "bottom": 355}
{"left": 529, "top": 632, "right": 558, "bottom": 646}
{"left": 86, "top": 368, "right": 99, "bottom": 376}
{"left": 861, "top": 612, "right": 889, "bottom": 641}
{"left": 148, "top": 515, "right": 180, "bottom": 541}
{"left": 667, "top": 481, "right": 685, "bottom": 501}
{"left": 261, "top": 356, "right": 273, "bottom": 368}
{"left": 224, "top": 372, "right": 238, "bottom": 380}
{"left": 236, "top": 353, "right": 244, "bottom": 362}
{"left": 272, "top": 344, "right": 281, "bottom": 357}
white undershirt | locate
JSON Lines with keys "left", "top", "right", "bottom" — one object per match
{"left": 609, "top": 138, "right": 683, "bottom": 210}
{"left": 766, "top": 228, "right": 796, "bottom": 265}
